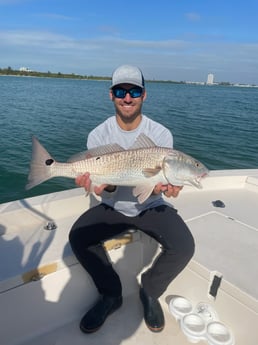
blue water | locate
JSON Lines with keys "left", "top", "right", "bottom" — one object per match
{"left": 1, "top": 76, "right": 258, "bottom": 204}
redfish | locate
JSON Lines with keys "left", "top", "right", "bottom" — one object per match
{"left": 26, "top": 134, "right": 208, "bottom": 203}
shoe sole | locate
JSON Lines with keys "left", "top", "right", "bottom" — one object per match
{"left": 146, "top": 324, "right": 164, "bottom": 333}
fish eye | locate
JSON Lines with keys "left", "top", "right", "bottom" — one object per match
{"left": 195, "top": 162, "right": 200, "bottom": 167}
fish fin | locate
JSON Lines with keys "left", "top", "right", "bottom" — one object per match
{"left": 133, "top": 184, "right": 155, "bottom": 204}
{"left": 67, "top": 150, "right": 90, "bottom": 162}
{"left": 142, "top": 167, "right": 162, "bottom": 177}
{"left": 67, "top": 144, "right": 124, "bottom": 162}
{"left": 130, "top": 133, "right": 156, "bottom": 149}
{"left": 26, "top": 136, "right": 55, "bottom": 190}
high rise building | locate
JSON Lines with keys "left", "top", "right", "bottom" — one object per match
{"left": 207, "top": 73, "right": 214, "bottom": 85}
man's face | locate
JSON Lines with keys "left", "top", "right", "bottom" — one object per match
{"left": 110, "top": 83, "right": 146, "bottom": 123}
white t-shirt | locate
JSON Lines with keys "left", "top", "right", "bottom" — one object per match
{"left": 87, "top": 115, "right": 173, "bottom": 216}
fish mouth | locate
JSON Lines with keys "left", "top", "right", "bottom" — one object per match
{"left": 191, "top": 179, "right": 202, "bottom": 189}
{"left": 191, "top": 171, "right": 209, "bottom": 189}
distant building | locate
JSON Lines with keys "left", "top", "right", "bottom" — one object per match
{"left": 19, "top": 67, "right": 32, "bottom": 72}
{"left": 207, "top": 73, "right": 214, "bottom": 85}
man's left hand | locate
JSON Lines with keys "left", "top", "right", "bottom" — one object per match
{"left": 153, "top": 183, "right": 183, "bottom": 198}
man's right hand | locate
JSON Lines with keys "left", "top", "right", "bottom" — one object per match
{"left": 75, "top": 173, "right": 92, "bottom": 191}
{"left": 75, "top": 173, "right": 116, "bottom": 196}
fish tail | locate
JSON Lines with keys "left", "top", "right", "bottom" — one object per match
{"left": 26, "top": 136, "right": 55, "bottom": 190}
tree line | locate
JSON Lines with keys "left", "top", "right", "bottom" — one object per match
{"left": 0, "top": 66, "right": 110, "bottom": 80}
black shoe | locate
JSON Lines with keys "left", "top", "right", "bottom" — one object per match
{"left": 80, "top": 295, "right": 123, "bottom": 333}
{"left": 139, "top": 287, "right": 165, "bottom": 332}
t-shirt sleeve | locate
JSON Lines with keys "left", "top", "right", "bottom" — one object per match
{"left": 155, "top": 128, "right": 173, "bottom": 148}
{"left": 87, "top": 128, "right": 105, "bottom": 149}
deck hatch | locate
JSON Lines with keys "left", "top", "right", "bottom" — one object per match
{"left": 187, "top": 211, "right": 258, "bottom": 300}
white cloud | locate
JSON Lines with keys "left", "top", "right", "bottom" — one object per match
{"left": 185, "top": 12, "right": 201, "bottom": 22}
{"left": 0, "top": 30, "right": 258, "bottom": 84}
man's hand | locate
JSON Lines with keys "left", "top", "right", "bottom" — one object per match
{"left": 153, "top": 183, "right": 183, "bottom": 198}
{"left": 75, "top": 173, "right": 115, "bottom": 196}
{"left": 76, "top": 175, "right": 182, "bottom": 198}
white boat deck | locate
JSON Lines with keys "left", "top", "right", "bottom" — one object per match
{"left": 0, "top": 169, "right": 258, "bottom": 345}
{"left": 2, "top": 275, "right": 208, "bottom": 345}
{"left": 172, "top": 170, "right": 258, "bottom": 301}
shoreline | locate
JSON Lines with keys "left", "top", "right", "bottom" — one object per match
{"left": 1, "top": 67, "right": 258, "bottom": 87}
{"left": 1, "top": 73, "right": 257, "bottom": 88}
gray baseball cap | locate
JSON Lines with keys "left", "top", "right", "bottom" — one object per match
{"left": 111, "top": 65, "right": 145, "bottom": 89}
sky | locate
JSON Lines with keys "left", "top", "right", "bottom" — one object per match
{"left": 0, "top": 0, "right": 258, "bottom": 84}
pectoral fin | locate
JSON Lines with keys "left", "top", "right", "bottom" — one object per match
{"left": 142, "top": 167, "right": 162, "bottom": 178}
{"left": 133, "top": 184, "right": 155, "bottom": 204}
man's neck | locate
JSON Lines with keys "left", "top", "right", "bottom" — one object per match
{"left": 116, "top": 114, "right": 142, "bottom": 131}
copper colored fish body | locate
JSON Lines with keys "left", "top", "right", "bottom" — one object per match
{"left": 26, "top": 134, "right": 208, "bottom": 203}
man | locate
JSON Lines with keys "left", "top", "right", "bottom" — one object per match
{"left": 69, "top": 65, "right": 195, "bottom": 333}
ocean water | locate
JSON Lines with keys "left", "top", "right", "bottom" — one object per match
{"left": 0, "top": 76, "right": 257, "bottom": 204}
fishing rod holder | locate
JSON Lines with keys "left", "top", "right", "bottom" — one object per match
{"left": 44, "top": 221, "right": 57, "bottom": 231}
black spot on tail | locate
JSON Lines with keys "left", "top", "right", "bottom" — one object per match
{"left": 45, "top": 159, "right": 54, "bottom": 166}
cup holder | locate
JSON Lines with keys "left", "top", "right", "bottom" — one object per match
{"left": 169, "top": 296, "right": 193, "bottom": 320}
{"left": 169, "top": 296, "right": 234, "bottom": 344}
{"left": 181, "top": 313, "right": 206, "bottom": 343}
{"left": 206, "top": 321, "right": 234, "bottom": 345}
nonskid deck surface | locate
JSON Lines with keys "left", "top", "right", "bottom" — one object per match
{"left": 21, "top": 293, "right": 206, "bottom": 345}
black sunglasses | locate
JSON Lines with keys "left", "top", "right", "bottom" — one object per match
{"left": 112, "top": 87, "right": 143, "bottom": 98}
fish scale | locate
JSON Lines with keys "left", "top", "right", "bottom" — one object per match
{"left": 77, "top": 148, "right": 168, "bottom": 185}
{"left": 49, "top": 148, "right": 167, "bottom": 185}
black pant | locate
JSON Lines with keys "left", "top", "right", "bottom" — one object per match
{"left": 69, "top": 204, "right": 195, "bottom": 299}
